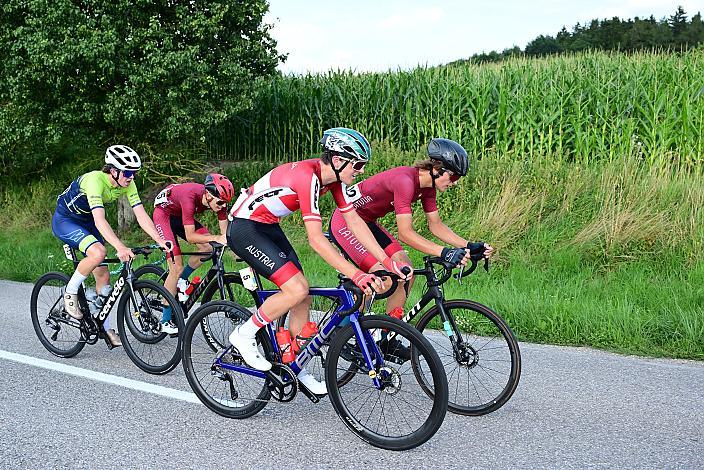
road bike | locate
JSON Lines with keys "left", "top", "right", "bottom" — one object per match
{"left": 181, "top": 273, "right": 449, "bottom": 451}
{"left": 30, "top": 244, "right": 183, "bottom": 374}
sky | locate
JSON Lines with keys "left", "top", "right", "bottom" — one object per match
{"left": 264, "top": 0, "right": 703, "bottom": 74}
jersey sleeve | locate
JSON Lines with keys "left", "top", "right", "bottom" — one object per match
{"left": 126, "top": 181, "right": 142, "bottom": 208}
{"left": 421, "top": 189, "right": 438, "bottom": 213}
{"left": 330, "top": 182, "right": 354, "bottom": 214}
{"left": 81, "top": 173, "right": 105, "bottom": 210}
{"left": 216, "top": 208, "right": 228, "bottom": 221}
{"left": 392, "top": 175, "right": 417, "bottom": 215}
{"left": 295, "top": 172, "right": 323, "bottom": 223}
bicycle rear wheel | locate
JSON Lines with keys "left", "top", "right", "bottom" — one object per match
{"left": 30, "top": 272, "right": 85, "bottom": 358}
{"left": 182, "top": 301, "right": 271, "bottom": 419}
{"left": 414, "top": 299, "right": 521, "bottom": 416}
{"left": 326, "top": 315, "right": 448, "bottom": 451}
{"left": 117, "top": 279, "right": 184, "bottom": 374}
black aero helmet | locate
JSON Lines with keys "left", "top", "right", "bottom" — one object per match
{"left": 427, "top": 138, "right": 468, "bottom": 176}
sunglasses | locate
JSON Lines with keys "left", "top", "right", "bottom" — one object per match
{"left": 340, "top": 158, "right": 366, "bottom": 171}
{"left": 211, "top": 198, "right": 228, "bottom": 208}
{"left": 122, "top": 170, "right": 137, "bottom": 179}
{"left": 442, "top": 169, "right": 460, "bottom": 183}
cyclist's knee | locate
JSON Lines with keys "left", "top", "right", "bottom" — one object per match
{"left": 281, "top": 276, "right": 309, "bottom": 304}
{"left": 86, "top": 243, "right": 107, "bottom": 262}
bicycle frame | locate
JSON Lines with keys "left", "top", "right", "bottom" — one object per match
{"left": 213, "top": 285, "right": 386, "bottom": 389}
{"left": 63, "top": 244, "right": 153, "bottom": 341}
{"left": 179, "top": 246, "right": 231, "bottom": 315}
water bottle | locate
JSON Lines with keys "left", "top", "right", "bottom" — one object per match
{"left": 177, "top": 278, "right": 190, "bottom": 302}
{"left": 85, "top": 288, "right": 99, "bottom": 315}
{"left": 183, "top": 276, "right": 201, "bottom": 298}
{"left": 388, "top": 307, "right": 404, "bottom": 320}
{"left": 275, "top": 327, "right": 296, "bottom": 364}
{"left": 294, "top": 321, "right": 318, "bottom": 353}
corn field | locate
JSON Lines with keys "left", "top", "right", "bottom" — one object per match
{"left": 207, "top": 49, "right": 704, "bottom": 165}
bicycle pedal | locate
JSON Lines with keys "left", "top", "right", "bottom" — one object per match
{"left": 298, "top": 383, "right": 321, "bottom": 403}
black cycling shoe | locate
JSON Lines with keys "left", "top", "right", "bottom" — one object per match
{"left": 377, "top": 336, "right": 411, "bottom": 362}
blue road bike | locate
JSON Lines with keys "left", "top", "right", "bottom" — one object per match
{"left": 181, "top": 275, "right": 449, "bottom": 451}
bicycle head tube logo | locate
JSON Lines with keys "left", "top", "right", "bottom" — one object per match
{"left": 98, "top": 276, "right": 125, "bottom": 321}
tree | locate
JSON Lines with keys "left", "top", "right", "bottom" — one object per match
{"left": 525, "top": 35, "right": 563, "bottom": 56}
{"left": 0, "top": 0, "right": 283, "bottom": 175}
{"left": 669, "top": 5, "right": 688, "bottom": 39}
{"left": 682, "top": 12, "right": 704, "bottom": 46}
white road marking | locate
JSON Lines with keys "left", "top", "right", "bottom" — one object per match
{"left": 0, "top": 349, "right": 200, "bottom": 404}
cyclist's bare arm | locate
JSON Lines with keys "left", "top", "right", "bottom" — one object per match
{"left": 341, "top": 209, "right": 396, "bottom": 264}
{"left": 183, "top": 224, "right": 223, "bottom": 245}
{"left": 396, "top": 213, "right": 446, "bottom": 256}
{"left": 133, "top": 204, "right": 170, "bottom": 250}
{"left": 305, "top": 219, "right": 362, "bottom": 279}
{"left": 425, "top": 211, "right": 468, "bottom": 248}
{"left": 92, "top": 207, "right": 127, "bottom": 251}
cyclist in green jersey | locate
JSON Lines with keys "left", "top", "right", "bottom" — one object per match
{"left": 52, "top": 145, "right": 171, "bottom": 346}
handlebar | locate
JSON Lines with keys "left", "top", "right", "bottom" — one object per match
{"left": 338, "top": 279, "right": 365, "bottom": 317}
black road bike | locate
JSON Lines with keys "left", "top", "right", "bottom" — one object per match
{"left": 379, "top": 256, "right": 522, "bottom": 416}
{"left": 30, "top": 244, "right": 183, "bottom": 374}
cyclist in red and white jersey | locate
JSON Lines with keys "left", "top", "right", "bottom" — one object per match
{"left": 329, "top": 138, "right": 494, "bottom": 339}
{"left": 226, "top": 128, "right": 412, "bottom": 394}
{"left": 152, "top": 173, "right": 235, "bottom": 334}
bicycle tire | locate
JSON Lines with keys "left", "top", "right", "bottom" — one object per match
{"left": 182, "top": 300, "right": 271, "bottom": 419}
{"left": 30, "top": 272, "right": 85, "bottom": 358}
{"left": 117, "top": 279, "right": 184, "bottom": 374}
{"left": 413, "top": 299, "right": 521, "bottom": 416}
{"left": 325, "top": 315, "right": 448, "bottom": 451}
{"left": 133, "top": 264, "right": 167, "bottom": 283}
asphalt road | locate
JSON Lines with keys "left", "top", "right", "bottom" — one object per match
{"left": 0, "top": 279, "right": 702, "bottom": 469}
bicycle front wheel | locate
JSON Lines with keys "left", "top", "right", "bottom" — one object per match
{"left": 326, "top": 315, "right": 448, "bottom": 451}
{"left": 133, "top": 264, "right": 167, "bottom": 283}
{"left": 30, "top": 272, "right": 85, "bottom": 358}
{"left": 414, "top": 299, "right": 521, "bottom": 416}
{"left": 117, "top": 279, "right": 184, "bottom": 375}
{"left": 182, "top": 301, "right": 271, "bottom": 419}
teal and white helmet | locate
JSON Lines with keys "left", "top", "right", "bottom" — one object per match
{"left": 320, "top": 128, "right": 372, "bottom": 162}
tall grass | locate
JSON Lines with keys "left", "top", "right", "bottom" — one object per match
{"left": 209, "top": 49, "right": 704, "bottom": 166}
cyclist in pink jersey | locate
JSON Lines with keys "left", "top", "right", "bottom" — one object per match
{"left": 152, "top": 174, "right": 235, "bottom": 333}
{"left": 226, "top": 128, "right": 412, "bottom": 395}
{"left": 329, "top": 138, "right": 494, "bottom": 340}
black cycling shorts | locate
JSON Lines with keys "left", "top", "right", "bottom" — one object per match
{"left": 227, "top": 218, "right": 303, "bottom": 287}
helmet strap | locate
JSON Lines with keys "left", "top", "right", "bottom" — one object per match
{"left": 331, "top": 156, "right": 350, "bottom": 182}
{"left": 111, "top": 168, "right": 127, "bottom": 188}
{"left": 430, "top": 169, "right": 441, "bottom": 189}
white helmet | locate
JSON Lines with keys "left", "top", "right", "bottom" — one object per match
{"left": 105, "top": 145, "right": 141, "bottom": 171}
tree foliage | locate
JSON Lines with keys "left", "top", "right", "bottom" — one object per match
{"left": 455, "top": 6, "right": 704, "bottom": 64}
{"left": 0, "top": 0, "right": 283, "bottom": 175}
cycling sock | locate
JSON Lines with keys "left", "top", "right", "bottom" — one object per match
{"left": 239, "top": 308, "right": 272, "bottom": 337}
{"left": 66, "top": 271, "right": 88, "bottom": 295}
{"left": 162, "top": 306, "right": 172, "bottom": 323}
{"left": 99, "top": 284, "right": 112, "bottom": 297}
{"left": 180, "top": 265, "right": 196, "bottom": 281}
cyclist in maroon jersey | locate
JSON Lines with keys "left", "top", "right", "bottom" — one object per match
{"left": 329, "top": 138, "right": 494, "bottom": 354}
{"left": 152, "top": 173, "right": 235, "bottom": 334}
{"left": 226, "top": 128, "right": 412, "bottom": 395}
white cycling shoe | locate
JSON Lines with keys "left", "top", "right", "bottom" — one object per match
{"left": 160, "top": 321, "right": 179, "bottom": 335}
{"left": 63, "top": 293, "right": 83, "bottom": 320}
{"left": 229, "top": 326, "right": 272, "bottom": 371}
{"left": 298, "top": 369, "right": 327, "bottom": 395}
